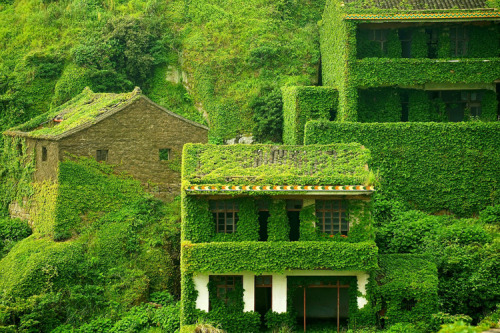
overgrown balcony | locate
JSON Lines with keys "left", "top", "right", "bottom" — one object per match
{"left": 352, "top": 57, "right": 500, "bottom": 88}
{"left": 181, "top": 240, "right": 378, "bottom": 274}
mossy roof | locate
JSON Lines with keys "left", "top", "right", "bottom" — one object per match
{"left": 343, "top": 0, "right": 493, "bottom": 10}
{"left": 4, "top": 87, "right": 208, "bottom": 140}
{"left": 182, "top": 143, "right": 373, "bottom": 187}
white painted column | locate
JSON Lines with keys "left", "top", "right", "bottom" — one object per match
{"left": 272, "top": 274, "right": 287, "bottom": 313}
{"left": 357, "top": 273, "right": 369, "bottom": 309}
{"left": 194, "top": 274, "right": 210, "bottom": 311}
{"left": 243, "top": 272, "right": 255, "bottom": 312}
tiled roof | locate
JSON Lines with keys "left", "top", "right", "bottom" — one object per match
{"left": 343, "top": 0, "right": 493, "bottom": 10}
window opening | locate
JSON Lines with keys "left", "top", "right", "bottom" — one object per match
{"left": 370, "top": 29, "right": 388, "bottom": 54}
{"left": 287, "top": 200, "right": 302, "bottom": 241}
{"left": 450, "top": 26, "right": 469, "bottom": 57}
{"left": 41, "top": 146, "right": 47, "bottom": 162}
{"left": 210, "top": 275, "right": 242, "bottom": 306}
{"left": 426, "top": 28, "right": 439, "bottom": 58}
{"left": 430, "top": 91, "right": 482, "bottom": 122}
{"left": 316, "top": 200, "right": 348, "bottom": 235}
{"left": 96, "top": 149, "right": 108, "bottom": 162}
{"left": 255, "top": 275, "right": 272, "bottom": 320}
{"left": 159, "top": 148, "right": 171, "bottom": 161}
{"left": 399, "top": 29, "right": 412, "bottom": 58}
{"left": 210, "top": 200, "right": 239, "bottom": 233}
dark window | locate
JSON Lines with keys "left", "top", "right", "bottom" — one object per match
{"left": 316, "top": 200, "right": 348, "bottom": 235}
{"left": 431, "top": 91, "right": 482, "bottom": 122}
{"left": 287, "top": 200, "right": 302, "bottom": 241}
{"left": 450, "top": 27, "right": 469, "bottom": 57}
{"left": 16, "top": 143, "right": 23, "bottom": 156}
{"left": 399, "top": 29, "right": 412, "bottom": 58}
{"left": 96, "top": 149, "right": 108, "bottom": 162}
{"left": 426, "top": 28, "right": 439, "bottom": 58}
{"left": 370, "top": 29, "right": 388, "bottom": 54}
{"left": 210, "top": 200, "right": 239, "bottom": 233}
{"left": 159, "top": 148, "right": 171, "bottom": 161}
{"left": 210, "top": 275, "right": 242, "bottom": 305}
{"left": 41, "top": 146, "right": 47, "bottom": 162}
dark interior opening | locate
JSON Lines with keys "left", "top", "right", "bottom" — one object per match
{"left": 288, "top": 211, "right": 300, "bottom": 242}
{"left": 255, "top": 287, "right": 272, "bottom": 320}
{"left": 292, "top": 286, "right": 350, "bottom": 331}
{"left": 258, "top": 211, "right": 270, "bottom": 241}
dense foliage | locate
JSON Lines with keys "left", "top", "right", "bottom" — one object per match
{"left": 0, "top": 0, "right": 324, "bottom": 141}
{"left": 182, "top": 143, "right": 372, "bottom": 187}
{"left": 0, "top": 158, "right": 182, "bottom": 332}
{"left": 305, "top": 121, "right": 500, "bottom": 217}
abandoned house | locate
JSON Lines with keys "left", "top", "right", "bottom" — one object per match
{"left": 284, "top": 0, "right": 500, "bottom": 145}
{"left": 4, "top": 87, "right": 208, "bottom": 196}
{"left": 180, "top": 143, "right": 383, "bottom": 331}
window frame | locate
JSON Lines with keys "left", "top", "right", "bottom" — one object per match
{"left": 96, "top": 149, "right": 108, "bottom": 162}
{"left": 450, "top": 26, "right": 469, "bottom": 57}
{"left": 210, "top": 200, "right": 239, "bottom": 234}
{"left": 210, "top": 275, "right": 243, "bottom": 306}
{"left": 315, "top": 200, "right": 349, "bottom": 236}
{"left": 159, "top": 148, "right": 171, "bottom": 161}
{"left": 41, "top": 146, "right": 47, "bottom": 162}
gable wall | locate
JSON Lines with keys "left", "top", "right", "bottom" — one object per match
{"left": 28, "top": 138, "right": 59, "bottom": 182}
{"left": 58, "top": 97, "right": 208, "bottom": 197}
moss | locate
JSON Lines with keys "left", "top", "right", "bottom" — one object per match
{"left": 183, "top": 143, "right": 373, "bottom": 187}
{"left": 8, "top": 87, "right": 141, "bottom": 138}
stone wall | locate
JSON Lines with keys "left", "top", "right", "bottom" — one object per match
{"left": 58, "top": 97, "right": 208, "bottom": 197}
{"left": 8, "top": 199, "right": 31, "bottom": 223}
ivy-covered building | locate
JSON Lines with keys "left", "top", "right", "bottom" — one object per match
{"left": 180, "top": 143, "right": 382, "bottom": 331}
{"left": 284, "top": 0, "right": 500, "bottom": 144}
{"left": 3, "top": 86, "right": 208, "bottom": 197}
{"left": 321, "top": 0, "right": 500, "bottom": 123}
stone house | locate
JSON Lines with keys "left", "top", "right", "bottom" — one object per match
{"left": 4, "top": 87, "right": 208, "bottom": 197}
{"left": 180, "top": 143, "right": 379, "bottom": 332}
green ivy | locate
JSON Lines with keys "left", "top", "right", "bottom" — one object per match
{"left": 267, "top": 199, "right": 289, "bottom": 241}
{"left": 369, "top": 254, "right": 438, "bottom": 329}
{"left": 298, "top": 204, "right": 318, "bottom": 241}
{"left": 182, "top": 143, "right": 372, "bottom": 187}
{"left": 181, "top": 241, "right": 378, "bottom": 274}
{"left": 305, "top": 121, "right": 500, "bottom": 216}
{"left": 237, "top": 198, "right": 259, "bottom": 242}
{"left": 282, "top": 86, "right": 338, "bottom": 144}
{"left": 0, "top": 136, "right": 35, "bottom": 214}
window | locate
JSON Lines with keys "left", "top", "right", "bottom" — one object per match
{"left": 210, "top": 275, "right": 242, "bottom": 305}
{"left": 450, "top": 27, "right": 469, "bottom": 57}
{"left": 426, "top": 28, "right": 439, "bottom": 58}
{"left": 430, "top": 91, "right": 482, "bottom": 122}
{"left": 316, "top": 200, "right": 348, "bottom": 235}
{"left": 96, "top": 149, "right": 108, "bottom": 162}
{"left": 210, "top": 200, "right": 239, "bottom": 233}
{"left": 399, "top": 29, "right": 412, "bottom": 58}
{"left": 370, "top": 29, "right": 388, "bottom": 54}
{"left": 159, "top": 148, "right": 171, "bottom": 161}
{"left": 41, "top": 146, "right": 47, "bottom": 162}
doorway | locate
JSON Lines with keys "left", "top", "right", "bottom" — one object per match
{"left": 255, "top": 276, "right": 272, "bottom": 326}
{"left": 292, "top": 280, "right": 350, "bottom": 332}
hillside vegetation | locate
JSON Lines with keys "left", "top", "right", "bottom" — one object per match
{"left": 0, "top": 0, "right": 324, "bottom": 140}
